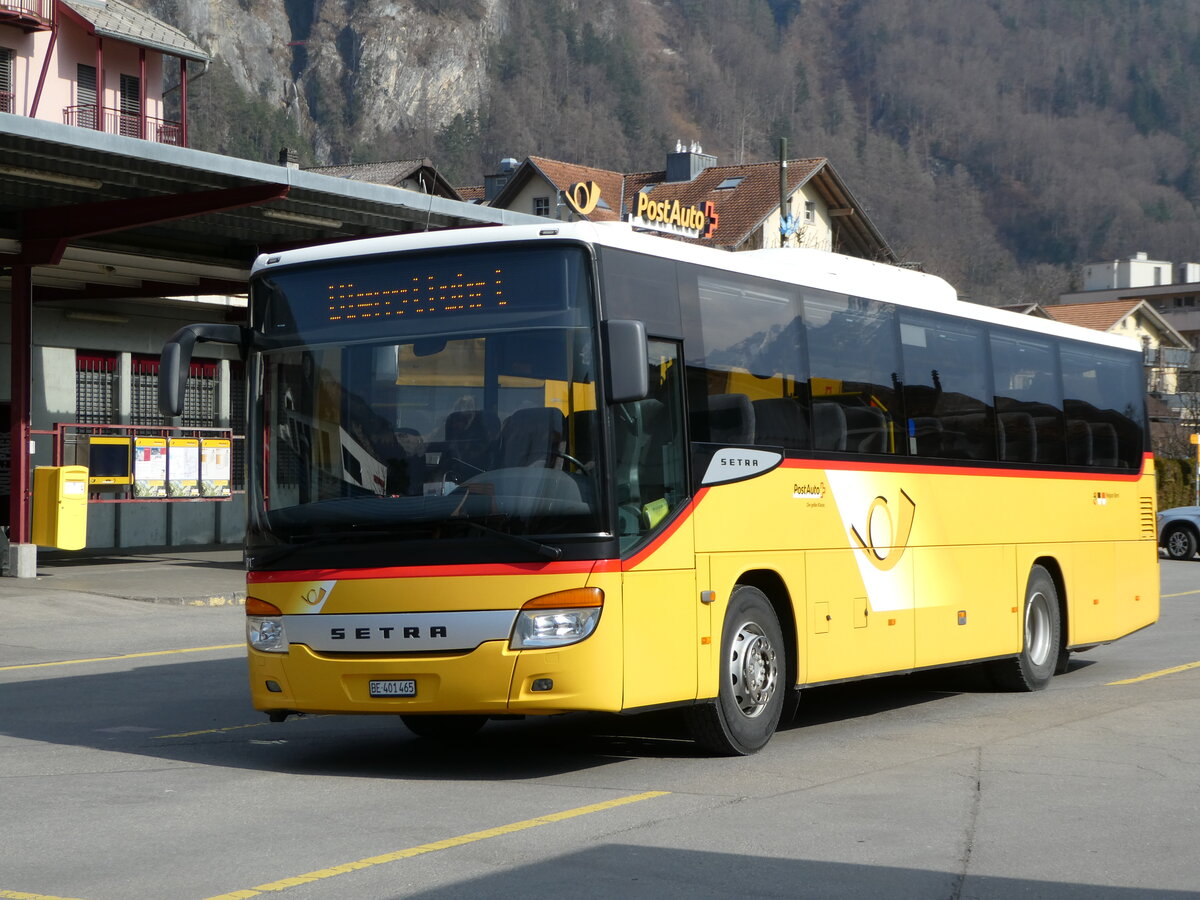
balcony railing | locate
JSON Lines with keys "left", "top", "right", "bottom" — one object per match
{"left": 1144, "top": 346, "right": 1194, "bottom": 369}
{"left": 0, "top": 91, "right": 13, "bottom": 114}
{"left": 63, "top": 104, "right": 184, "bottom": 147}
{"left": 0, "top": 0, "right": 53, "bottom": 29}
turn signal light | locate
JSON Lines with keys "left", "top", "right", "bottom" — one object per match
{"left": 521, "top": 587, "right": 603, "bottom": 610}
{"left": 246, "top": 597, "right": 282, "bottom": 616}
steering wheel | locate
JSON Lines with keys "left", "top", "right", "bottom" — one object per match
{"left": 550, "top": 449, "right": 588, "bottom": 472}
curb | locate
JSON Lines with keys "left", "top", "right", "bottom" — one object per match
{"left": 121, "top": 592, "right": 247, "bottom": 607}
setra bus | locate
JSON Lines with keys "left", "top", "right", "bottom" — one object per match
{"left": 160, "top": 221, "right": 1159, "bottom": 755}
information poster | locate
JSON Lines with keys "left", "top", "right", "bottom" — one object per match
{"left": 167, "top": 438, "right": 200, "bottom": 497}
{"left": 200, "top": 438, "right": 232, "bottom": 497}
{"left": 132, "top": 437, "right": 167, "bottom": 498}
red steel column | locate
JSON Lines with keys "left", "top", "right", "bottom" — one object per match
{"left": 9, "top": 264, "right": 32, "bottom": 543}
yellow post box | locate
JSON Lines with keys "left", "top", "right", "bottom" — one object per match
{"left": 32, "top": 465, "right": 90, "bottom": 551}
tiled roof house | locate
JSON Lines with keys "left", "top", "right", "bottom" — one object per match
{"left": 476, "top": 146, "right": 896, "bottom": 263}
{"left": 304, "top": 158, "right": 463, "bottom": 200}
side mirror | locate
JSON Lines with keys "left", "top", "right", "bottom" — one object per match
{"left": 159, "top": 323, "right": 247, "bottom": 417}
{"left": 604, "top": 319, "right": 649, "bottom": 404}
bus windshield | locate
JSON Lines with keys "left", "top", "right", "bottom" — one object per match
{"left": 248, "top": 245, "right": 606, "bottom": 566}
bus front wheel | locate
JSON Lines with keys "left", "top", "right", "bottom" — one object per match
{"left": 686, "top": 585, "right": 786, "bottom": 756}
{"left": 989, "top": 565, "right": 1061, "bottom": 692}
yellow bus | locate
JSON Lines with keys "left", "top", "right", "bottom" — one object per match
{"left": 161, "top": 222, "right": 1159, "bottom": 755}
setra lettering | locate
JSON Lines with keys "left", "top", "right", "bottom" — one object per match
{"left": 720, "top": 456, "right": 759, "bottom": 467}
{"left": 327, "top": 625, "right": 451, "bottom": 640}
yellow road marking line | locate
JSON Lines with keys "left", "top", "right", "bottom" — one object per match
{"left": 156, "top": 721, "right": 280, "bottom": 739}
{"left": 203, "top": 790, "right": 670, "bottom": 900}
{"left": 1108, "top": 661, "right": 1200, "bottom": 685}
{"left": 0, "top": 890, "right": 88, "bottom": 900}
{"left": 1162, "top": 589, "right": 1200, "bottom": 598}
{"left": 0, "top": 644, "right": 242, "bottom": 672}
{"left": 156, "top": 716, "right": 327, "bottom": 740}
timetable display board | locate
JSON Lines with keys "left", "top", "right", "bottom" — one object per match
{"left": 167, "top": 438, "right": 200, "bottom": 497}
{"left": 200, "top": 439, "right": 232, "bottom": 497}
{"left": 132, "top": 437, "right": 167, "bottom": 498}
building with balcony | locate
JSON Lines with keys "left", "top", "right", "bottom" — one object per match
{"left": 0, "top": 0, "right": 208, "bottom": 147}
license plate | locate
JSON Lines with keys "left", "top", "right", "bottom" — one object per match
{"left": 369, "top": 679, "right": 416, "bottom": 698}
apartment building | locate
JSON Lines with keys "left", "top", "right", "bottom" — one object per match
{"left": 0, "top": 0, "right": 208, "bottom": 146}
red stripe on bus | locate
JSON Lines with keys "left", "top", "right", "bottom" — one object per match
{"left": 778, "top": 453, "right": 1151, "bottom": 482}
{"left": 247, "top": 559, "right": 604, "bottom": 583}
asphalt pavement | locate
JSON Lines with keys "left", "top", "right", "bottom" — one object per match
{"left": 0, "top": 546, "right": 246, "bottom": 607}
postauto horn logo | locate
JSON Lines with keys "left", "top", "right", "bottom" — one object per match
{"left": 849, "top": 489, "right": 916, "bottom": 572}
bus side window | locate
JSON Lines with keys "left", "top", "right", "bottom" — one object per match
{"left": 804, "top": 292, "right": 903, "bottom": 455}
{"left": 900, "top": 311, "right": 994, "bottom": 461}
{"left": 1061, "top": 343, "right": 1145, "bottom": 469}
{"left": 990, "top": 330, "right": 1065, "bottom": 465}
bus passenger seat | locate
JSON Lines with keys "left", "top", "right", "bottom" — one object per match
{"left": 998, "top": 411, "right": 1037, "bottom": 462}
{"left": 500, "top": 407, "right": 566, "bottom": 467}
{"left": 844, "top": 406, "right": 887, "bottom": 453}
{"left": 812, "top": 402, "right": 847, "bottom": 451}
{"left": 1033, "top": 416, "right": 1062, "bottom": 463}
{"left": 1088, "top": 422, "right": 1119, "bottom": 467}
{"left": 752, "top": 398, "right": 809, "bottom": 449}
{"left": 939, "top": 412, "right": 990, "bottom": 460}
{"left": 705, "top": 394, "right": 756, "bottom": 445}
{"left": 443, "top": 409, "right": 500, "bottom": 471}
{"left": 1066, "top": 419, "right": 1092, "bottom": 466}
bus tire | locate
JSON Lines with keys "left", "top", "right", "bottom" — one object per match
{"left": 1163, "top": 524, "right": 1198, "bottom": 560}
{"left": 686, "top": 585, "right": 785, "bottom": 755}
{"left": 989, "top": 565, "right": 1061, "bottom": 692}
{"left": 400, "top": 714, "right": 487, "bottom": 740}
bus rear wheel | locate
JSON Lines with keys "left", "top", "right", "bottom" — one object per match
{"left": 989, "top": 565, "right": 1061, "bottom": 691}
{"left": 400, "top": 715, "right": 487, "bottom": 740}
{"left": 686, "top": 585, "right": 786, "bottom": 756}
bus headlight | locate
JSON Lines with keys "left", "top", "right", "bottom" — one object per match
{"left": 510, "top": 588, "right": 603, "bottom": 649}
{"left": 247, "top": 597, "right": 288, "bottom": 653}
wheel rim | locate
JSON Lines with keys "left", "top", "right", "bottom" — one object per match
{"left": 728, "top": 620, "right": 778, "bottom": 718}
{"left": 1026, "top": 591, "right": 1052, "bottom": 668}
{"left": 1167, "top": 530, "right": 1189, "bottom": 557}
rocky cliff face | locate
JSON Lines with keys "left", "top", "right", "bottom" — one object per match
{"left": 138, "top": 0, "right": 507, "bottom": 161}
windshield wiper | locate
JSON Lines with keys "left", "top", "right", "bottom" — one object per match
{"left": 460, "top": 520, "right": 562, "bottom": 561}
{"left": 249, "top": 530, "right": 397, "bottom": 568}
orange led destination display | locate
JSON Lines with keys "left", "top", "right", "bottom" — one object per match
{"left": 326, "top": 269, "right": 509, "bottom": 323}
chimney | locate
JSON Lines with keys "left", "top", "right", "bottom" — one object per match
{"left": 278, "top": 147, "right": 299, "bottom": 169}
{"left": 666, "top": 140, "right": 717, "bottom": 182}
{"left": 484, "top": 156, "right": 522, "bottom": 203}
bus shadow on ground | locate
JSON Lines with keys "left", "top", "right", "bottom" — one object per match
{"left": 0, "top": 653, "right": 1095, "bottom": 778}
{"left": 392, "top": 843, "right": 1199, "bottom": 900}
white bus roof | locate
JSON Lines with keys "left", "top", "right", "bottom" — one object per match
{"left": 252, "top": 222, "right": 1139, "bottom": 353}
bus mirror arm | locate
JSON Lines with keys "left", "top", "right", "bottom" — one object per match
{"left": 158, "top": 323, "right": 249, "bottom": 417}
{"left": 604, "top": 319, "right": 649, "bottom": 404}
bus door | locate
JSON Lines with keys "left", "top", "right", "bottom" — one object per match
{"left": 615, "top": 341, "right": 698, "bottom": 710}
{"left": 805, "top": 474, "right": 917, "bottom": 683}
